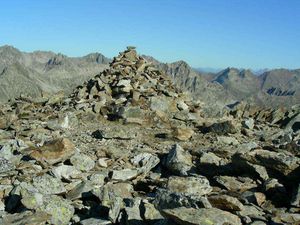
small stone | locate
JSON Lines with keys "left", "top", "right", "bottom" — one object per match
{"left": 124, "top": 198, "right": 143, "bottom": 224}
{"left": 98, "top": 158, "right": 108, "bottom": 168}
{"left": 51, "top": 165, "right": 81, "bottom": 180}
{"left": 291, "top": 183, "right": 300, "bottom": 207}
{"left": 217, "top": 136, "right": 239, "bottom": 145}
{"left": 143, "top": 201, "right": 164, "bottom": 221}
{"left": 0, "top": 199, "right": 5, "bottom": 211}
{"left": 80, "top": 218, "right": 112, "bottom": 225}
{"left": 241, "top": 191, "right": 266, "bottom": 207}
{"left": 242, "top": 118, "right": 255, "bottom": 129}
{"left": 110, "top": 169, "right": 139, "bottom": 181}
{"left": 66, "top": 181, "right": 93, "bottom": 200}
{"left": 199, "top": 152, "right": 222, "bottom": 166}
{"left": 154, "top": 188, "right": 211, "bottom": 210}
{"left": 177, "top": 101, "right": 189, "bottom": 111}
{"left": 89, "top": 172, "right": 106, "bottom": 187}
{"left": 21, "top": 192, "right": 44, "bottom": 209}
{"left": 0, "top": 157, "right": 15, "bottom": 173}
{"left": 70, "top": 154, "right": 95, "bottom": 172}
{"left": 207, "top": 120, "right": 238, "bottom": 134}
{"left": 173, "top": 127, "right": 194, "bottom": 141}
{"left": 131, "top": 153, "right": 160, "bottom": 174}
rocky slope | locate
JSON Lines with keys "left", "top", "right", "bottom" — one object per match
{"left": 0, "top": 45, "right": 110, "bottom": 102}
{"left": 0, "top": 47, "right": 299, "bottom": 224}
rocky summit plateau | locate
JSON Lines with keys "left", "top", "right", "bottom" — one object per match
{"left": 0, "top": 47, "right": 300, "bottom": 225}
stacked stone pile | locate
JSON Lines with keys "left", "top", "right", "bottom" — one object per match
{"left": 70, "top": 47, "right": 201, "bottom": 128}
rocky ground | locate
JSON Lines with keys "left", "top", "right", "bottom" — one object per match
{"left": 0, "top": 47, "right": 299, "bottom": 224}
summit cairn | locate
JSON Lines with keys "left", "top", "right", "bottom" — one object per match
{"left": 71, "top": 47, "right": 201, "bottom": 126}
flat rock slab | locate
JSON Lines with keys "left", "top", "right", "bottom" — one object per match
{"left": 29, "top": 138, "right": 75, "bottom": 166}
{"left": 32, "top": 174, "right": 66, "bottom": 195}
{"left": 70, "top": 153, "right": 95, "bottom": 172}
{"left": 0, "top": 211, "right": 51, "bottom": 225}
{"left": 162, "top": 207, "right": 242, "bottom": 225}
{"left": 167, "top": 176, "right": 212, "bottom": 196}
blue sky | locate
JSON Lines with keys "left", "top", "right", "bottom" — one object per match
{"left": 1, "top": 0, "right": 299, "bottom": 69}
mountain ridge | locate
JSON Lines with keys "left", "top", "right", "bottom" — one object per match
{"left": 0, "top": 45, "right": 299, "bottom": 110}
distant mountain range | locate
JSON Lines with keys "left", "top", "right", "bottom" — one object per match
{"left": 0, "top": 45, "right": 109, "bottom": 102}
{"left": 0, "top": 45, "right": 299, "bottom": 110}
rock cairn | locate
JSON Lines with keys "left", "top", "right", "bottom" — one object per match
{"left": 70, "top": 47, "right": 201, "bottom": 126}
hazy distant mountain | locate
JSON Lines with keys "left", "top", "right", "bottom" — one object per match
{"left": 255, "top": 69, "right": 300, "bottom": 107}
{"left": 251, "top": 68, "right": 269, "bottom": 76}
{"left": 213, "top": 67, "right": 260, "bottom": 99}
{"left": 195, "top": 67, "right": 223, "bottom": 73}
{"left": 0, "top": 45, "right": 110, "bottom": 102}
{"left": 210, "top": 67, "right": 300, "bottom": 107}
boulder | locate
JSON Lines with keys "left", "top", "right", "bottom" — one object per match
{"left": 163, "top": 144, "right": 193, "bottom": 176}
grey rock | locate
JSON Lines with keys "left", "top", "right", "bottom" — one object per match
{"left": 242, "top": 118, "right": 255, "bottom": 129}
{"left": 70, "top": 153, "right": 95, "bottom": 172}
{"left": 154, "top": 188, "right": 211, "bottom": 210}
{"left": 167, "top": 175, "right": 212, "bottom": 196}
{"left": 124, "top": 198, "right": 143, "bottom": 225}
{"left": 32, "top": 174, "right": 66, "bottom": 195}
{"left": 177, "top": 101, "right": 189, "bottom": 111}
{"left": 208, "top": 194, "right": 244, "bottom": 211}
{"left": 0, "top": 211, "right": 51, "bottom": 225}
{"left": 237, "top": 205, "right": 265, "bottom": 221}
{"left": 164, "top": 144, "right": 193, "bottom": 176}
{"left": 207, "top": 120, "right": 238, "bottom": 134}
{"left": 80, "top": 218, "right": 112, "bottom": 225}
{"left": 143, "top": 201, "right": 164, "bottom": 222}
{"left": 215, "top": 176, "right": 257, "bottom": 192}
{"left": 199, "top": 152, "right": 222, "bottom": 166}
{"left": 66, "top": 181, "right": 93, "bottom": 200}
{"left": 150, "top": 96, "right": 173, "bottom": 113}
{"left": 217, "top": 136, "right": 239, "bottom": 145}
{"left": 21, "top": 192, "right": 44, "bottom": 209}
{"left": 131, "top": 153, "right": 160, "bottom": 174}
{"left": 162, "top": 207, "right": 242, "bottom": 225}
{"left": 0, "top": 157, "right": 15, "bottom": 173}
{"left": 110, "top": 169, "right": 139, "bottom": 181}
{"left": 40, "top": 195, "right": 75, "bottom": 225}
{"left": 291, "top": 183, "right": 300, "bottom": 207}
{"left": 239, "top": 149, "right": 300, "bottom": 175}
{"left": 88, "top": 172, "right": 106, "bottom": 187}
{"left": 51, "top": 164, "right": 81, "bottom": 180}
